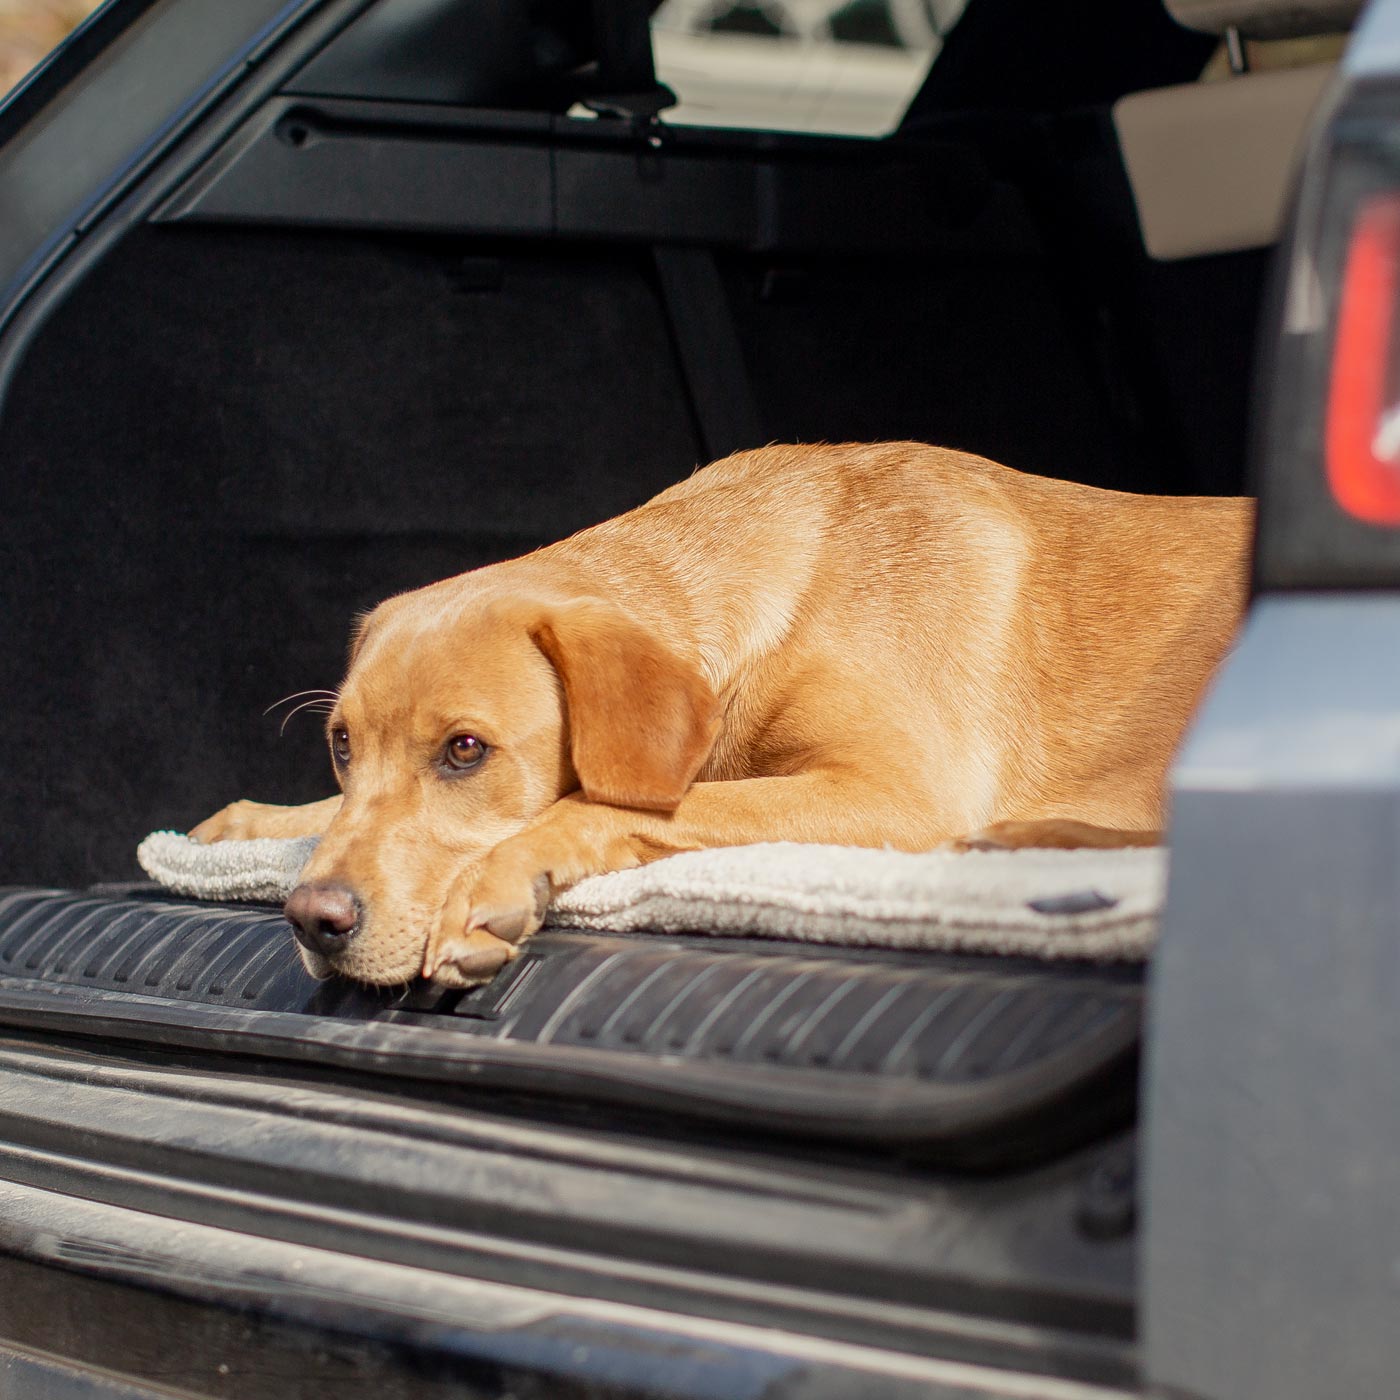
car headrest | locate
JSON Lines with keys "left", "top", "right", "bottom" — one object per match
{"left": 1165, "top": 0, "right": 1361, "bottom": 38}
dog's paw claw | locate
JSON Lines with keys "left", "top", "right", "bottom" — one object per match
{"left": 939, "top": 832, "right": 1009, "bottom": 853}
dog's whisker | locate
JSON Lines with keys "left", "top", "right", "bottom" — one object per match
{"left": 263, "top": 688, "right": 340, "bottom": 717}
{"left": 267, "top": 689, "right": 339, "bottom": 706}
{"left": 278, "top": 697, "right": 339, "bottom": 736}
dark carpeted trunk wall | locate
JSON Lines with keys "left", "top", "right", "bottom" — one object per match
{"left": 0, "top": 221, "right": 1252, "bottom": 884}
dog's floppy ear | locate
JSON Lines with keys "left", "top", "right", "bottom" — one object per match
{"left": 530, "top": 599, "right": 722, "bottom": 811}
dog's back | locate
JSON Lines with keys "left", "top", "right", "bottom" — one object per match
{"left": 532, "top": 442, "right": 1253, "bottom": 838}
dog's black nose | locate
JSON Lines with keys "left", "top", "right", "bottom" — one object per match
{"left": 284, "top": 883, "right": 359, "bottom": 959}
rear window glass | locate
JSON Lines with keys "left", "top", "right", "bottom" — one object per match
{"left": 650, "top": 0, "right": 970, "bottom": 138}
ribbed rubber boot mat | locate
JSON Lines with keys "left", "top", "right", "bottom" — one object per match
{"left": 0, "top": 888, "right": 1141, "bottom": 1162}
{"left": 0, "top": 889, "right": 309, "bottom": 1007}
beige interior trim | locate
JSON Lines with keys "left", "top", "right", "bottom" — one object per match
{"left": 1113, "top": 63, "right": 1334, "bottom": 261}
{"left": 1164, "top": 0, "right": 1360, "bottom": 38}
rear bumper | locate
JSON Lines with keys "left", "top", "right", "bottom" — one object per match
{"left": 0, "top": 1168, "right": 1137, "bottom": 1400}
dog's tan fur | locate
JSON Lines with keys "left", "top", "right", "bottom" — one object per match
{"left": 193, "top": 443, "right": 1253, "bottom": 986}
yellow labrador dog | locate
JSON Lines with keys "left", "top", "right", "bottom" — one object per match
{"left": 193, "top": 443, "right": 1252, "bottom": 986}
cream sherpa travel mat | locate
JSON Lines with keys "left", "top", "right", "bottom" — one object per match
{"left": 137, "top": 832, "right": 1164, "bottom": 962}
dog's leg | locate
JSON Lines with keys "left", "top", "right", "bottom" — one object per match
{"left": 942, "top": 819, "right": 1161, "bottom": 852}
{"left": 423, "top": 773, "right": 936, "bottom": 984}
{"left": 191, "top": 795, "right": 343, "bottom": 842}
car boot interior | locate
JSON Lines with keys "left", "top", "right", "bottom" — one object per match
{"left": 0, "top": 0, "right": 1349, "bottom": 1385}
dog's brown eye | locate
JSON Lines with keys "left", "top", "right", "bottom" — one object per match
{"left": 331, "top": 728, "right": 350, "bottom": 765}
{"left": 444, "top": 734, "right": 486, "bottom": 771}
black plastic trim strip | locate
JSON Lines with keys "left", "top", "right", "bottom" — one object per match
{"left": 0, "top": 973, "right": 1136, "bottom": 1152}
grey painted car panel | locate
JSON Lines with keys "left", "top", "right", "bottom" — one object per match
{"left": 1145, "top": 594, "right": 1400, "bottom": 1398}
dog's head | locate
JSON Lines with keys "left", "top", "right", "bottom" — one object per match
{"left": 284, "top": 581, "right": 719, "bottom": 985}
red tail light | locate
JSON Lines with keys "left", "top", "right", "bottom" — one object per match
{"left": 1325, "top": 192, "right": 1400, "bottom": 526}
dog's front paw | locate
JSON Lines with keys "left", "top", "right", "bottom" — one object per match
{"left": 422, "top": 850, "right": 551, "bottom": 987}
{"left": 190, "top": 799, "right": 295, "bottom": 842}
{"left": 190, "top": 795, "right": 342, "bottom": 843}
